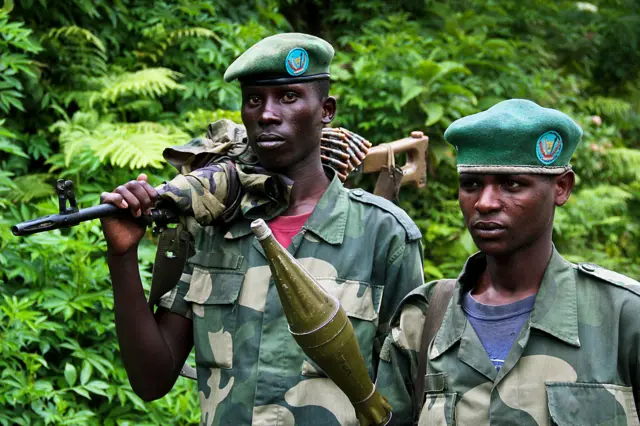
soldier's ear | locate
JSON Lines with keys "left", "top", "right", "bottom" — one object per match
{"left": 554, "top": 170, "right": 575, "bottom": 207}
{"left": 322, "top": 96, "right": 336, "bottom": 124}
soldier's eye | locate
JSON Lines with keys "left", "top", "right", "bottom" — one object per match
{"left": 460, "top": 180, "right": 480, "bottom": 190}
{"left": 504, "top": 180, "right": 521, "bottom": 189}
{"left": 246, "top": 96, "right": 261, "bottom": 106}
{"left": 282, "top": 92, "right": 298, "bottom": 103}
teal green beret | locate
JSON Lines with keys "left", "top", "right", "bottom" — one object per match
{"left": 444, "top": 99, "right": 583, "bottom": 174}
{"left": 224, "top": 33, "right": 334, "bottom": 85}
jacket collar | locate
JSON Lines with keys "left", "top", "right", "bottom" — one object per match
{"left": 528, "top": 247, "right": 580, "bottom": 347}
{"left": 224, "top": 167, "right": 348, "bottom": 245}
{"left": 430, "top": 246, "right": 580, "bottom": 361}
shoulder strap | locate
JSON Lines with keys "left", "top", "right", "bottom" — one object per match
{"left": 147, "top": 226, "right": 191, "bottom": 308}
{"left": 413, "top": 279, "right": 456, "bottom": 420}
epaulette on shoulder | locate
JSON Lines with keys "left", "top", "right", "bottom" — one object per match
{"left": 347, "top": 188, "right": 421, "bottom": 241}
{"left": 576, "top": 263, "right": 640, "bottom": 297}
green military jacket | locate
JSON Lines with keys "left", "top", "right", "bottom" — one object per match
{"left": 159, "top": 169, "right": 424, "bottom": 425}
{"left": 377, "top": 248, "right": 640, "bottom": 426}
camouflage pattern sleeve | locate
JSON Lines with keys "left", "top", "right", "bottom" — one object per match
{"left": 378, "top": 238, "right": 424, "bottom": 335}
{"left": 156, "top": 162, "right": 233, "bottom": 226}
{"left": 372, "top": 237, "right": 423, "bottom": 422}
{"left": 376, "top": 284, "right": 433, "bottom": 423}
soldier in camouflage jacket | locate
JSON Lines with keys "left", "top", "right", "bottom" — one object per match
{"left": 377, "top": 100, "right": 640, "bottom": 425}
{"left": 100, "top": 33, "right": 424, "bottom": 425}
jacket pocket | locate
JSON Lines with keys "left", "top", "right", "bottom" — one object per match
{"left": 546, "top": 382, "right": 640, "bottom": 426}
{"left": 184, "top": 252, "right": 244, "bottom": 369}
{"left": 418, "top": 392, "right": 456, "bottom": 426}
{"left": 300, "top": 279, "right": 383, "bottom": 377}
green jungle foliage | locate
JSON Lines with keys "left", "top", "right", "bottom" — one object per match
{"left": 1, "top": 0, "right": 639, "bottom": 423}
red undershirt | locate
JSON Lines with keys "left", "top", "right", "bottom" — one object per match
{"left": 267, "top": 211, "right": 312, "bottom": 248}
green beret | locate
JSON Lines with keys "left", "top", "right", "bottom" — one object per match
{"left": 224, "top": 33, "right": 334, "bottom": 85}
{"left": 445, "top": 99, "right": 583, "bottom": 174}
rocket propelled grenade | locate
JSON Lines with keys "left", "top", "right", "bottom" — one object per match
{"left": 250, "top": 219, "right": 392, "bottom": 426}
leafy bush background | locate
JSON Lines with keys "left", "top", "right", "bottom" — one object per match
{"left": 1, "top": 0, "right": 639, "bottom": 424}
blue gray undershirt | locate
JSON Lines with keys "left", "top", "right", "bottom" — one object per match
{"left": 461, "top": 291, "right": 536, "bottom": 371}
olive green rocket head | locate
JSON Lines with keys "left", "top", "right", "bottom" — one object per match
{"left": 251, "top": 219, "right": 392, "bottom": 426}
{"left": 223, "top": 33, "right": 334, "bottom": 85}
{"left": 444, "top": 99, "right": 583, "bottom": 174}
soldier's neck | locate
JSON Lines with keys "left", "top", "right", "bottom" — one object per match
{"left": 472, "top": 236, "right": 553, "bottom": 305}
{"left": 282, "top": 153, "right": 330, "bottom": 216}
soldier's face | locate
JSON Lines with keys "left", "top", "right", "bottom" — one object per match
{"left": 458, "top": 173, "right": 574, "bottom": 257}
{"left": 241, "top": 82, "right": 336, "bottom": 171}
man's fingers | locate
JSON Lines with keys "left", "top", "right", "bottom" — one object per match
{"left": 101, "top": 191, "right": 128, "bottom": 209}
{"left": 138, "top": 180, "right": 158, "bottom": 201}
{"left": 102, "top": 176, "right": 158, "bottom": 218}
{"left": 135, "top": 175, "right": 158, "bottom": 214}
{"left": 116, "top": 185, "right": 143, "bottom": 217}
{"left": 124, "top": 181, "right": 155, "bottom": 215}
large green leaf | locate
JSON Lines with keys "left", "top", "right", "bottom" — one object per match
{"left": 64, "top": 363, "right": 77, "bottom": 387}
{"left": 400, "top": 77, "right": 425, "bottom": 106}
{"left": 0, "top": 138, "right": 27, "bottom": 157}
{"left": 423, "top": 102, "right": 444, "bottom": 126}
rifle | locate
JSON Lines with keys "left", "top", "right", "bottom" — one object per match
{"left": 11, "top": 180, "right": 179, "bottom": 237}
{"left": 12, "top": 130, "right": 429, "bottom": 237}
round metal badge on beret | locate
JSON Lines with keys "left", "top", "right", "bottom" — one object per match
{"left": 536, "top": 131, "right": 563, "bottom": 165}
{"left": 285, "top": 47, "right": 309, "bottom": 76}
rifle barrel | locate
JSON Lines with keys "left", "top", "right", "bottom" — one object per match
{"left": 11, "top": 204, "right": 178, "bottom": 236}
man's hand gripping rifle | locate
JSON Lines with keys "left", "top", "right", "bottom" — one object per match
{"left": 11, "top": 180, "right": 179, "bottom": 237}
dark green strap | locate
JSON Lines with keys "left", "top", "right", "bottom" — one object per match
{"left": 148, "top": 226, "right": 196, "bottom": 381}
{"left": 413, "top": 279, "right": 456, "bottom": 423}
{"left": 180, "top": 363, "right": 197, "bottom": 380}
{"left": 147, "top": 226, "right": 191, "bottom": 308}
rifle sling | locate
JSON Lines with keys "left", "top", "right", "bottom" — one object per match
{"left": 147, "top": 226, "right": 191, "bottom": 308}
{"left": 148, "top": 227, "right": 197, "bottom": 381}
{"left": 413, "top": 279, "right": 456, "bottom": 421}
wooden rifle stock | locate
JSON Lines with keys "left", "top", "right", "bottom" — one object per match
{"left": 362, "top": 131, "right": 428, "bottom": 188}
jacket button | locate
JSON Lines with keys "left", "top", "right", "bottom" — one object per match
{"left": 352, "top": 189, "right": 364, "bottom": 196}
{"left": 582, "top": 263, "right": 597, "bottom": 272}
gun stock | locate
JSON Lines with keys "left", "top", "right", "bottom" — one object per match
{"left": 362, "top": 131, "right": 428, "bottom": 188}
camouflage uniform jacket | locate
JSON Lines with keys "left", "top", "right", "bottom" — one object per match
{"left": 159, "top": 169, "right": 424, "bottom": 426}
{"left": 377, "top": 247, "right": 640, "bottom": 426}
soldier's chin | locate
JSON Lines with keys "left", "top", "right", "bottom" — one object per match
{"left": 256, "top": 153, "right": 293, "bottom": 172}
{"left": 473, "top": 239, "right": 511, "bottom": 257}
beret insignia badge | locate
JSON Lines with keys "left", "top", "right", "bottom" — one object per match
{"left": 536, "top": 131, "right": 563, "bottom": 165}
{"left": 285, "top": 47, "right": 309, "bottom": 76}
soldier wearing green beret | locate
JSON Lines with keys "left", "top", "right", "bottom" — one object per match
{"left": 376, "top": 99, "right": 640, "bottom": 425}
{"left": 100, "top": 33, "right": 424, "bottom": 425}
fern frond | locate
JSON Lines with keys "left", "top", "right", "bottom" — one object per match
{"left": 11, "top": 173, "right": 54, "bottom": 202}
{"left": 557, "top": 184, "right": 632, "bottom": 226}
{"left": 49, "top": 111, "right": 100, "bottom": 165}
{"left": 583, "top": 96, "right": 632, "bottom": 120}
{"left": 46, "top": 25, "right": 106, "bottom": 54}
{"left": 42, "top": 25, "right": 107, "bottom": 77}
{"left": 602, "top": 148, "right": 640, "bottom": 182}
{"left": 53, "top": 112, "right": 189, "bottom": 169}
{"left": 91, "top": 122, "right": 189, "bottom": 169}
{"left": 134, "top": 26, "right": 222, "bottom": 62}
{"left": 90, "top": 68, "right": 185, "bottom": 106}
{"left": 167, "top": 27, "right": 222, "bottom": 43}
